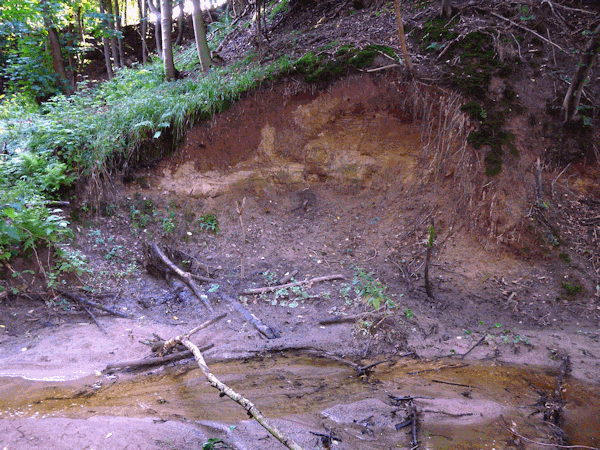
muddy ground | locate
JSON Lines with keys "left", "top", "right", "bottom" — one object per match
{"left": 1, "top": 72, "right": 600, "bottom": 449}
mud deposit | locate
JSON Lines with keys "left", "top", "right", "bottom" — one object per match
{"left": 2, "top": 73, "right": 600, "bottom": 449}
{"left": 1, "top": 355, "right": 599, "bottom": 450}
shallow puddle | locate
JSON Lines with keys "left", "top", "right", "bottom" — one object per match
{"left": 1, "top": 354, "right": 599, "bottom": 449}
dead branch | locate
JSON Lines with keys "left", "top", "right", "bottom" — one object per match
{"left": 318, "top": 308, "right": 387, "bottom": 325}
{"left": 150, "top": 243, "right": 213, "bottom": 311}
{"left": 408, "top": 399, "right": 420, "bottom": 449}
{"left": 499, "top": 415, "right": 599, "bottom": 450}
{"left": 278, "top": 269, "right": 299, "bottom": 285}
{"left": 242, "top": 274, "right": 344, "bottom": 295}
{"left": 160, "top": 313, "right": 227, "bottom": 354}
{"left": 80, "top": 301, "right": 107, "bottom": 334}
{"left": 490, "top": 11, "right": 565, "bottom": 52}
{"left": 180, "top": 336, "right": 305, "bottom": 450}
{"left": 60, "top": 291, "right": 132, "bottom": 319}
{"left": 236, "top": 197, "right": 246, "bottom": 279}
{"left": 232, "top": 301, "right": 280, "bottom": 339}
{"left": 105, "top": 343, "right": 214, "bottom": 371}
{"left": 460, "top": 332, "right": 488, "bottom": 359}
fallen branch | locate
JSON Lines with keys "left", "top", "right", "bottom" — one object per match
{"left": 180, "top": 336, "right": 304, "bottom": 450}
{"left": 150, "top": 243, "right": 213, "bottom": 311}
{"left": 499, "top": 415, "right": 598, "bottom": 450}
{"left": 278, "top": 269, "right": 298, "bottom": 285}
{"left": 160, "top": 313, "right": 227, "bottom": 354}
{"left": 105, "top": 343, "right": 214, "bottom": 371}
{"left": 460, "top": 332, "right": 488, "bottom": 359}
{"left": 242, "top": 274, "right": 344, "bottom": 295}
{"left": 80, "top": 301, "right": 107, "bottom": 334}
{"left": 233, "top": 301, "right": 280, "bottom": 339}
{"left": 490, "top": 12, "right": 565, "bottom": 53}
{"left": 60, "top": 291, "right": 132, "bottom": 319}
{"left": 408, "top": 400, "right": 420, "bottom": 449}
{"left": 235, "top": 198, "right": 247, "bottom": 279}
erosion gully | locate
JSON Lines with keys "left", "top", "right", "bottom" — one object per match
{"left": 1, "top": 354, "right": 599, "bottom": 449}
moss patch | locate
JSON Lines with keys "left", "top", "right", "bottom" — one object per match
{"left": 291, "top": 45, "right": 397, "bottom": 84}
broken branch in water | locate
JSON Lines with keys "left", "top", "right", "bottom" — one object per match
{"left": 242, "top": 274, "right": 344, "bottom": 295}
{"left": 177, "top": 333, "right": 305, "bottom": 450}
{"left": 149, "top": 243, "right": 213, "bottom": 311}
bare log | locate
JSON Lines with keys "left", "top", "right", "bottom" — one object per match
{"left": 180, "top": 336, "right": 305, "bottom": 450}
{"left": 150, "top": 243, "right": 213, "bottom": 311}
{"left": 105, "top": 343, "right": 214, "bottom": 371}
{"left": 242, "top": 274, "right": 344, "bottom": 295}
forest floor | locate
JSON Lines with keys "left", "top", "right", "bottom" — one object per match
{"left": 1, "top": 1, "right": 600, "bottom": 449}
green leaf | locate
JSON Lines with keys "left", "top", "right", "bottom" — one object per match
{"left": 3, "top": 208, "right": 17, "bottom": 219}
{"left": 6, "top": 226, "right": 20, "bottom": 241}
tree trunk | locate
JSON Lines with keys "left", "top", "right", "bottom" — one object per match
{"left": 560, "top": 23, "right": 600, "bottom": 124}
{"left": 147, "top": 0, "right": 163, "bottom": 59}
{"left": 393, "top": 0, "right": 413, "bottom": 74}
{"left": 113, "top": 0, "right": 126, "bottom": 67}
{"left": 40, "top": 0, "right": 72, "bottom": 93}
{"left": 160, "top": 0, "right": 177, "bottom": 80}
{"left": 104, "top": 0, "right": 121, "bottom": 67}
{"left": 256, "top": 0, "right": 262, "bottom": 51}
{"left": 441, "top": 0, "right": 452, "bottom": 18}
{"left": 99, "top": 0, "right": 115, "bottom": 78}
{"left": 138, "top": 0, "right": 148, "bottom": 64}
{"left": 190, "top": 0, "right": 212, "bottom": 71}
{"left": 175, "top": 0, "right": 184, "bottom": 46}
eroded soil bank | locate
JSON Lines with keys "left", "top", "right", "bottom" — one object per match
{"left": 1, "top": 73, "right": 599, "bottom": 449}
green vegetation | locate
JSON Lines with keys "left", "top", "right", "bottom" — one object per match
{"left": 352, "top": 267, "right": 394, "bottom": 310}
{"left": 290, "top": 44, "right": 398, "bottom": 83}
{"left": 562, "top": 282, "right": 582, "bottom": 296}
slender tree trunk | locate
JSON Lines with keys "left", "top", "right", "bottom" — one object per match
{"left": 560, "top": 23, "right": 600, "bottom": 123}
{"left": 441, "top": 0, "right": 452, "bottom": 18}
{"left": 256, "top": 0, "right": 262, "bottom": 51}
{"left": 40, "top": 0, "right": 72, "bottom": 93}
{"left": 175, "top": 0, "right": 184, "bottom": 46}
{"left": 113, "top": 0, "right": 126, "bottom": 66}
{"left": 190, "top": 0, "right": 212, "bottom": 71}
{"left": 104, "top": 0, "right": 121, "bottom": 67}
{"left": 99, "top": 0, "right": 115, "bottom": 78}
{"left": 138, "top": 0, "right": 148, "bottom": 64}
{"left": 147, "top": 0, "right": 163, "bottom": 59}
{"left": 161, "top": 0, "right": 177, "bottom": 79}
{"left": 394, "top": 0, "right": 413, "bottom": 74}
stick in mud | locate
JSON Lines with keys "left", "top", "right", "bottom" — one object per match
{"left": 242, "top": 274, "right": 344, "bottom": 295}
{"left": 60, "top": 290, "right": 132, "bottom": 319}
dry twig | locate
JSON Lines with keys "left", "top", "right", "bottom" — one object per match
{"left": 242, "top": 274, "right": 344, "bottom": 295}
